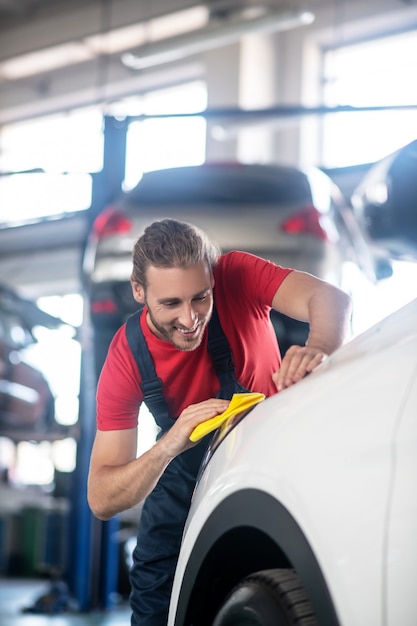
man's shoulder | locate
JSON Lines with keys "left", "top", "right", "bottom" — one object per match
{"left": 213, "top": 251, "right": 264, "bottom": 306}
{"left": 215, "top": 250, "right": 255, "bottom": 271}
{"left": 214, "top": 250, "right": 293, "bottom": 308}
{"left": 219, "top": 250, "right": 250, "bottom": 262}
{"left": 215, "top": 250, "right": 281, "bottom": 278}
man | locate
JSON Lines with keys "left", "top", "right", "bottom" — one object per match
{"left": 87, "top": 218, "right": 352, "bottom": 625}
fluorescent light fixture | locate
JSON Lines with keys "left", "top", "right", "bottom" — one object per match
{"left": 0, "top": 5, "right": 209, "bottom": 81}
{"left": 85, "top": 6, "right": 208, "bottom": 55}
{"left": 84, "top": 24, "right": 150, "bottom": 56}
{"left": 144, "top": 5, "right": 208, "bottom": 40}
{"left": 122, "top": 9, "right": 315, "bottom": 70}
{"left": 0, "top": 43, "right": 94, "bottom": 80}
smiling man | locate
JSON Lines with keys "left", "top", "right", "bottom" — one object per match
{"left": 87, "top": 218, "right": 352, "bottom": 626}
{"left": 136, "top": 262, "right": 214, "bottom": 351}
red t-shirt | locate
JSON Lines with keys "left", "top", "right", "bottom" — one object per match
{"left": 96, "top": 251, "right": 293, "bottom": 431}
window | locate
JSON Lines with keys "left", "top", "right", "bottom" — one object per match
{"left": 0, "top": 107, "right": 103, "bottom": 224}
{"left": 24, "top": 294, "right": 83, "bottom": 428}
{"left": 0, "top": 108, "right": 103, "bottom": 174}
{"left": 322, "top": 30, "right": 417, "bottom": 167}
{"left": 123, "top": 81, "right": 207, "bottom": 190}
{"left": 0, "top": 294, "right": 82, "bottom": 487}
{"left": 0, "top": 82, "right": 207, "bottom": 223}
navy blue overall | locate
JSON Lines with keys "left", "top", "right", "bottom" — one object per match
{"left": 125, "top": 304, "right": 250, "bottom": 625}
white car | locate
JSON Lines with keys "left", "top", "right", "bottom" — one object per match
{"left": 168, "top": 297, "right": 417, "bottom": 626}
{"left": 168, "top": 145, "right": 417, "bottom": 626}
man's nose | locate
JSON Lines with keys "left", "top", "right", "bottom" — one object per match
{"left": 177, "top": 303, "right": 197, "bottom": 328}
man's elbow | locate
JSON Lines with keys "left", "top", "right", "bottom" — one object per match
{"left": 341, "top": 287, "right": 353, "bottom": 309}
{"left": 326, "top": 284, "right": 353, "bottom": 319}
{"left": 340, "top": 288, "right": 354, "bottom": 324}
{"left": 333, "top": 288, "right": 353, "bottom": 345}
{"left": 87, "top": 488, "right": 113, "bottom": 521}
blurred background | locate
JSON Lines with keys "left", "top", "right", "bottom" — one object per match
{"left": 0, "top": 0, "right": 417, "bottom": 617}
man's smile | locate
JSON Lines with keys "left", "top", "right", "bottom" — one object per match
{"left": 175, "top": 324, "right": 199, "bottom": 335}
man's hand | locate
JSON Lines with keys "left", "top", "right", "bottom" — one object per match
{"left": 270, "top": 269, "right": 352, "bottom": 393}
{"left": 88, "top": 397, "right": 230, "bottom": 520}
{"left": 272, "top": 344, "right": 326, "bottom": 392}
{"left": 160, "top": 398, "right": 230, "bottom": 458}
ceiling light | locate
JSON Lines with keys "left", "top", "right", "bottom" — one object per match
{"left": 121, "top": 9, "right": 315, "bottom": 71}
{"left": 85, "top": 6, "right": 208, "bottom": 55}
{"left": 0, "top": 43, "right": 94, "bottom": 80}
{"left": 0, "top": 5, "right": 209, "bottom": 81}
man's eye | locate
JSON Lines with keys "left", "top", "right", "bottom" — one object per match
{"left": 194, "top": 295, "right": 208, "bottom": 302}
{"left": 164, "top": 302, "right": 179, "bottom": 308}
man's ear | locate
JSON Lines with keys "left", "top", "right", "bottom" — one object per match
{"left": 131, "top": 279, "right": 145, "bottom": 304}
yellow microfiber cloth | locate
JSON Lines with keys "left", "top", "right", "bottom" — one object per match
{"left": 189, "top": 392, "right": 265, "bottom": 442}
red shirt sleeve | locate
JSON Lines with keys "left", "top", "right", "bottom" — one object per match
{"left": 217, "top": 251, "right": 293, "bottom": 308}
{"left": 96, "top": 325, "right": 143, "bottom": 431}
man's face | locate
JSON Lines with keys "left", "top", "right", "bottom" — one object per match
{"left": 131, "top": 262, "right": 214, "bottom": 351}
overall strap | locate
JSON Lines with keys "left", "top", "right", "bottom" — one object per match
{"left": 125, "top": 309, "right": 172, "bottom": 429}
{"left": 207, "top": 303, "right": 234, "bottom": 379}
{"left": 208, "top": 303, "right": 249, "bottom": 399}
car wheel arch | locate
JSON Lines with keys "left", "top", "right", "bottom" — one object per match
{"left": 173, "top": 488, "right": 340, "bottom": 626}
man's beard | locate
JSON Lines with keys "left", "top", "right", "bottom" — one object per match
{"left": 145, "top": 301, "right": 212, "bottom": 352}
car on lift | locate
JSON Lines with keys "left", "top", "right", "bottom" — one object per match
{"left": 166, "top": 144, "right": 417, "bottom": 626}
{"left": 82, "top": 161, "right": 390, "bottom": 374}
{"left": 351, "top": 138, "right": 417, "bottom": 262}
{"left": 0, "top": 284, "right": 67, "bottom": 442}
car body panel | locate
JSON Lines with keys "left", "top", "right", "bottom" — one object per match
{"left": 386, "top": 373, "right": 417, "bottom": 625}
{"left": 168, "top": 297, "right": 417, "bottom": 626}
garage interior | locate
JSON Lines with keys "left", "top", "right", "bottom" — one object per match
{"left": 0, "top": 0, "right": 417, "bottom": 623}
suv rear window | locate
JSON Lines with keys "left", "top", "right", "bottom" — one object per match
{"left": 126, "top": 164, "right": 312, "bottom": 206}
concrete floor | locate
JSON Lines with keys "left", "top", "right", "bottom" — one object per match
{"left": 0, "top": 579, "right": 131, "bottom": 625}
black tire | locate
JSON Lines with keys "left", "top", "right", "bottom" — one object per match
{"left": 212, "top": 569, "right": 318, "bottom": 626}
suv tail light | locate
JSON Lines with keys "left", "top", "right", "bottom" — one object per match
{"left": 281, "top": 204, "right": 337, "bottom": 242}
{"left": 92, "top": 207, "right": 132, "bottom": 239}
{"left": 90, "top": 299, "right": 118, "bottom": 314}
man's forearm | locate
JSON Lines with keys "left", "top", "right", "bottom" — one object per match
{"left": 88, "top": 440, "right": 173, "bottom": 520}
